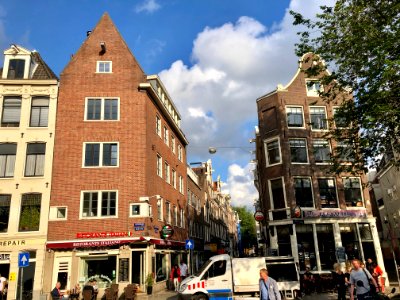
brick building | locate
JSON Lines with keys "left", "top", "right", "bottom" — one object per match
{"left": 0, "top": 45, "right": 58, "bottom": 299}
{"left": 255, "top": 54, "right": 385, "bottom": 278}
{"left": 43, "top": 13, "right": 188, "bottom": 295}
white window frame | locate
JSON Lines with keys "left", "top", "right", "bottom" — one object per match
{"left": 178, "top": 145, "right": 182, "bottom": 161}
{"left": 309, "top": 106, "right": 328, "bottom": 131}
{"left": 156, "top": 115, "right": 161, "bottom": 137}
{"left": 156, "top": 154, "right": 162, "bottom": 177}
{"left": 129, "top": 202, "right": 151, "bottom": 218}
{"left": 171, "top": 136, "right": 176, "bottom": 153}
{"left": 96, "top": 61, "right": 112, "bottom": 73}
{"left": 49, "top": 206, "right": 68, "bottom": 221}
{"left": 312, "top": 139, "right": 332, "bottom": 164}
{"left": 165, "top": 162, "right": 170, "bottom": 184}
{"left": 285, "top": 105, "right": 305, "bottom": 129}
{"left": 172, "top": 169, "right": 177, "bottom": 189}
{"left": 80, "top": 190, "right": 118, "bottom": 219}
{"left": 163, "top": 126, "right": 169, "bottom": 145}
{"left": 289, "top": 138, "right": 309, "bottom": 164}
{"left": 342, "top": 177, "right": 365, "bottom": 208}
{"left": 82, "top": 142, "right": 119, "bottom": 168}
{"left": 317, "top": 177, "right": 339, "bottom": 209}
{"left": 268, "top": 176, "right": 288, "bottom": 210}
{"left": 179, "top": 175, "right": 184, "bottom": 194}
{"left": 174, "top": 206, "right": 178, "bottom": 226}
{"left": 306, "top": 80, "right": 323, "bottom": 96}
{"left": 180, "top": 209, "right": 184, "bottom": 228}
{"left": 157, "top": 198, "right": 163, "bottom": 221}
{"left": 293, "top": 176, "right": 315, "bottom": 209}
{"left": 84, "top": 97, "right": 120, "bottom": 121}
{"left": 264, "top": 137, "right": 282, "bottom": 167}
{"left": 166, "top": 201, "right": 171, "bottom": 224}
{"left": 333, "top": 106, "right": 350, "bottom": 129}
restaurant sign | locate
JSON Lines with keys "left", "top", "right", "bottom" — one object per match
{"left": 304, "top": 209, "right": 367, "bottom": 218}
{"left": 161, "top": 225, "right": 174, "bottom": 239}
{"left": 76, "top": 232, "right": 131, "bottom": 239}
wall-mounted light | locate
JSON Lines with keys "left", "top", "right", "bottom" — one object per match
{"left": 16, "top": 183, "right": 19, "bottom": 189}
{"left": 46, "top": 182, "right": 49, "bottom": 188}
{"left": 21, "top": 133, "right": 24, "bottom": 138}
{"left": 100, "top": 42, "right": 106, "bottom": 55}
{"left": 49, "top": 132, "right": 53, "bottom": 138}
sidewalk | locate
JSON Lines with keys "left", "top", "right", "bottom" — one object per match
{"left": 136, "top": 289, "right": 178, "bottom": 300}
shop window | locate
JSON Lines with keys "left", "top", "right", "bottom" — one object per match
{"left": 316, "top": 224, "right": 336, "bottom": 270}
{"left": 82, "top": 256, "right": 116, "bottom": 288}
{"left": 358, "top": 223, "right": 376, "bottom": 262}
{"left": 269, "top": 178, "right": 287, "bottom": 220}
{"left": 289, "top": 139, "right": 308, "bottom": 163}
{"left": 339, "top": 223, "right": 361, "bottom": 260}
{"left": 0, "top": 194, "right": 11, "bottom": 232}
{"left": 294, "top": 177, "right": 313, "bottom": 207}
{"left": 313, "top": 139, "right": 331, "bottom": 163}
{"left": 318, "top": 178, "right": 338, "bottom": 208}
{"left": 296, "top": 224, "right": 316, "bottom": 271}
{"left": 309, "top": 107, "right": 328, "bottom": 130}
{"left": 343, "top": 177, "right": 363, "bottom": 207}
{"left": 25, "top": 143, "right": 46, "bottom": 177}
{"left": 7, "top": 59, "right": 25, "bottom": 79}
{"left": 18, "top": 193, "right": 41, "bottom": 232}
{"left": 276, "top": 225, "right": 292, "bottom": 256}
{"left": 2, "top": 97, "right": 21, "bottom": 127}
{"left": 155, "top": 253, "right": 167, "bottom": 282}
{"left": 286, "top": 106, "right": 304, "bottom": 128}
{"left": 0, "top": 143, "right": 17, "bottom": 178}
{"left": 265, "top": 138, "right": 281, "bottom": 166}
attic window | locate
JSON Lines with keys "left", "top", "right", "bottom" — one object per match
{"left": 96, "top": 61, "right": 112, "bottom": 73}
{"left": 7, "top": 59, "right": 25, "bottom": 79}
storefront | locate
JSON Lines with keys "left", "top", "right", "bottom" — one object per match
{"left": 44, "top": 235, "right": 187, "bottom": 296}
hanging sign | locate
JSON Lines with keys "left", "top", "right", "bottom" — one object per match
{"left": 161, "top": 225, "right": 174, "bottom": 239}
{"left": 254, "top": 210, "right": 265, "bottom": 221}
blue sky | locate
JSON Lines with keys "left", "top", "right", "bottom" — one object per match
{"left": 0, "top": 0, "right": 329, "bottom": 207}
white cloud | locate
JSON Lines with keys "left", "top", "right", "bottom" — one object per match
{"left": 222, "top": 163, "right": 258, "bottom": 209}
{"left": 135, "top": 0, "right": 161, "bottom": 14}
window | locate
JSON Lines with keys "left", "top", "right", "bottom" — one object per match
{"left": 340, "top": 223, "right": 361, "bottom": 260}
{"left": 296, "top": 224, "right": 316, "bottom": 271}
{"left": 171, "top": 136, "right": 176, "bottom": 153}
{"left": 49, "top": 206, "right": 68, "bottom": 220}
{"left": 29, "top": 97, "right": 50, "bottom": 127}
{"left": 343, "top": 177, "right": 363, "bottom": 207}
{"left": 294, "top": 178, "right": 314, "bottom": 207}
{"left": 156, "top": 115, "right": 161, "bottom": 137}
{"left": 19, "top": 193, "right": 41, "bottom": 232}
{"left": 306, "top": 80, "right": 322, "bottom": 96}
{"left": 96, "top": 61, "right": 112, "bottom": 73}
{"left": 179, "top": 175, "right": 184, "bottom": 194}
{"left": 157, "top": 154, "right": 162, "bottom": 177}
{"left": 155, "top": 253, "right": 167, "bottom": 282}
{"left": 171, "top": 169, "right": 176, "bottom": 188}
{"left": 163, "top": 127, "right": 169, "bottom": 145}
{"left": 82, "top": 256, "right": 116, "bottom": 288}
{"left": 333, "top": 107, "right": 349, "bottom": 128}
{"left": 166, "top": 202, "right": 171, "bottom": 224}
{"left": 173, "top": 206, "right": 178, "bottom": 226}
{"left": 313, "top": 139, "right": 331, "bottom": 163}
{"left": 85, "top": 98, "right": 118, "bottom": 121}
{"left": 310, "top": 107, "right": 328, "bottom": 130}
{"left": 318, "top": 179, "right": 338, "bottom": 208}
{"left": 316, "top": 224, "right": 336, "bottom": 270}
{"left": 180, "top": 209, "right": 184, "bottom": 228}
{"left": 336, "top": 140, "right": 354, "bottom": 162}
{"left": 289, "top": 139, "right": 308, "bottom": 163}
{"left": 84, "top": 142, "right": 118, "bottom": 167}
{"left": 204, "top": 260, "right": 227, "bottom": 279}
{"left": 165, "top": 162, "right": 170, "bottom": 183}
{"left": 276, "top": 225, "right": 292, "bottom": 256}
{"left": 157, "top": 198, "right": 163, "bottom": 221}
{"left": 265, "top": 138, "right": 281, "bottom": 166}
{"left": 1, "top": 97, "right": 21, "bottom": 127}
{"left": 269, "top": 178, "right": 287, "bottom": 220}
{"left": 286, "top": 106, "right": 304, "bottom": 128}
{"left": 178, "top": 145, "right": 183, "bottom": 161}
{"left": 7, "top": 59, "right": 25, "bottom": 79}
{"left": 25, "top": 143, "right": 46, "bottom": 177}
{"left": 0, "top": 143, "right": 17, "bottom": 178}
{"left": 82, "top": 191, "right": 117, "bottom": 218}
{"left": 0, "top": 194, "right": 11, "bottom": 232}
{"left": 131, "top": 205, "right": 141, "bottom": 216}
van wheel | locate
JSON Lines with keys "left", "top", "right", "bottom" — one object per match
{"left": 194, "top": 294, "right": 208, "bottom": 300}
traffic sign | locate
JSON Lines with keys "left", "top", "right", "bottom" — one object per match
{"left": 185, "top": 239, "right": 194, "bottom": 250}
{"left": 18, "top": 252, "right": 29, "bottom": 268}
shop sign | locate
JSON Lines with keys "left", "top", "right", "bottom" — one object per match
{"left": 0, "top": 254, "right": 10, "bottom": 260}
{"left": 134, "top": 223, "right": 145, "bottom": 231}
{"left": 76, "top": 232, "right": 131, "bottom": 239}
{"left": 204, "top": 243, "right": 217, "bottom": 252}
{"left": 304, "top": 209, "right": 367, "bottom": 218}
{"left": 0, "top": 240, "right": 26, "bottom": 247}
{"left": 161, "top": 225, "right": 174, "bottom": 239}
{"left": 85, "top": 274, "right": 112, "bottom": 285}
{"left": 254, "top": 210, "right": 264, "bottom": 221}
{"left": 72, "top": 240, "right": 123, "bottom": 248}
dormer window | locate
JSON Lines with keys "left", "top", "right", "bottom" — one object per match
{"left": 96, "top": 61, "right": 112, "bottom": 73}
{"left": 7, "top": 59, "right": 25, "bottom": 79}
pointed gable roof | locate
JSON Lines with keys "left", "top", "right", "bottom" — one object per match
{"left": 31, "top": 51, "right": 58, "bottom": 80}
{"left": 61, "top": 12, "right": 145, "bottom": 77}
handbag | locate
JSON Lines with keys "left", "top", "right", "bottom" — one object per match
{"left": 362, "top": 268, "right": 377, "bottom": 295}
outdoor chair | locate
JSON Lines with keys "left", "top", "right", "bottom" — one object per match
{"left": 82, "top": 289, "right": 93, "bottom": 300}
{"left": 124, "top": 284, "right": 137, "bottom": 300}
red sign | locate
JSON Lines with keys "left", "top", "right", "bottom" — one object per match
{"left": 304, "top": 209, "right": 367, "bottom": 218}
{"left": 161, "top": 225, "right": 174, "bottom": 239}
{"left": 76, "top": 232, "right": 131, "bottom": 239}
{"left": 254, "top": 211, "right": 264, "bottom": 221}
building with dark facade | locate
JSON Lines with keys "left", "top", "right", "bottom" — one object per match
{"left": 43, "top": 13, "right": 188, "bottom": 295}
{"left": 254, "top": 53, "right": 385, "bottom": 278}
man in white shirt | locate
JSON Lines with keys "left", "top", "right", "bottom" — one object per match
{"left": 180, "top": 261, "right": 188, "bottom": 280}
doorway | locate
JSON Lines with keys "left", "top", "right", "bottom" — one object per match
{"left": 131, "top": 251, "right": 144, "bottom": 285}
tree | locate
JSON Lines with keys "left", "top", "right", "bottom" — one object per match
{"left": 290, "top": 1, "right": 400, "bottom": 173}
{"left": 234, "top": 206, "right": 257, "bottom": 250}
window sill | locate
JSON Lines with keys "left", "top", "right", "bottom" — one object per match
{"left": 287, "top": 126, "right": 306, "bottom": 129}
{"left": 26, "top": 127, "right": 49, "bottom": 129}
{"left": 79, "top": 216, "right": 118, "bottom": 220}
{"left": 82, "top": 166, "right": 119, "bottom": 169}
{"left": 266, "top": 162, "right": 282, "bottom": 168}
{"left": 95, "top": 72, "right": 113, "bottom": 74}
{"left": 291, "top": 162, "right": 310, "bottom": 165}
{"left": 311, "top": 129, "right": 329, "bottom": 132}
{"left": 129, "top": 215, "right": 150, "bottom": 218}
{"left": 83, "top": 119, "right": 120, "bottom": 122}
{"left": 49, "top": 218, "right": 67, "bottom": 221}
{"left": 315, "top": 162, "right": 331, "bottom": 165}
{"left": 23, "top": 175, "right": 45, "bottom": 179}
{"left": 0, "top": 177, "right": 14, "bottom": 180}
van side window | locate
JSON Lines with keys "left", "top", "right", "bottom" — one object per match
{"left": 203, "top": 260, "right": 226, "bottom": 280}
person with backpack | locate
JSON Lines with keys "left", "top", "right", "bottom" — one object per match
{"left": 350, "top": 259, "right": 379, "bottom": 300}
{"left": 259, "top": 268, "right": 281, "bottom": 300}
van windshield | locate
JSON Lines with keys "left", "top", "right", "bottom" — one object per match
{"left": 194, "top": 260, "right": 212, "bottom": 277}
{"left": 267, "top": 263, "right": 298, "bottom": 282}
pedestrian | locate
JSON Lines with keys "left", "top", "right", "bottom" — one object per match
{"left": 371, "top": 262, "right": 384, "bottom": 292}
{"left": 333, "top": 263, "right": 347, "bottom": 300}
{"left": 180, "top": 261, "right": 188, "bottom": 281}
{"left": 51, "top": 282, "right": 64, "bottom": 300}
{"left": 259, "top": 268, "right": 281, "bottom": 300}
{"left": 0, "top": 274, "right": 7, "bottom": 300}
{"left": 170, "top": 265, "right": 181, "bottom": 292}
{"left": 366, "top": 258, "right": 374, "bottom": 274}
{"left": 350, "top": 259, "right": 379, "bottom": 300}
{"left": 302, "top": 266, "right": 315, "bottom": 295}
